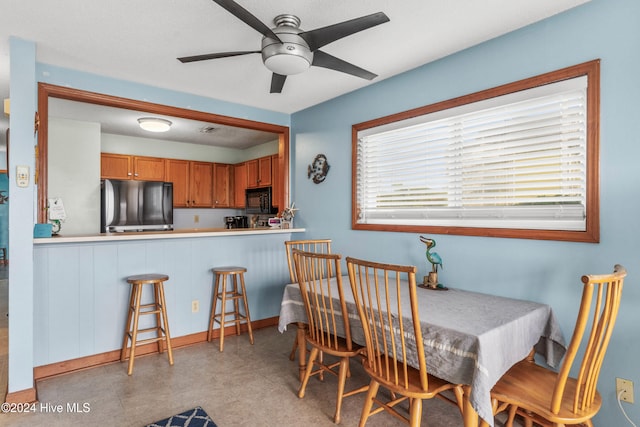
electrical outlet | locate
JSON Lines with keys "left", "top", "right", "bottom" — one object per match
{"left": 194, "top": 215, "right": 200, "bottom": 224}
{"left": 191, "top": 300, "right": 199, "bottom": 313}
{"left": 616, "top": 378, "right": 634, "bottom": 403}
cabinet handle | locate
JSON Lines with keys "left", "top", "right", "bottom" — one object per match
{"left": 127, "top": 172, "right": 132, "bottom": 176}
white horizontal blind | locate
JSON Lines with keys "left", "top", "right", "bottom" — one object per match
{"left": 356, "top": 76, "right": 588, "bottom": 231}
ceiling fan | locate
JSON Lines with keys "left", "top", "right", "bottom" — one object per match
{"left": 178, "top": 0, "right": 390, "bottom": 93}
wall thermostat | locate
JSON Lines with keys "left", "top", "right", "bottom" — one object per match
{"left": 16, "top": 165, "right": 29, "bottom": 188}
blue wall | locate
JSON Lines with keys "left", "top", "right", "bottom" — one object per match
{"left": 0, "top": 173, "right": 7, "bottom": 254}
{"left": 7, "top": 0, "right": 639, "bottom": 424}
{"left": 291, "top": 0, "right": 639, "bottom": 424}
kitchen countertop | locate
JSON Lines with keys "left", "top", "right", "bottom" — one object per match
{"left": 33, "top": 227, "right": 306, "bottom": 244}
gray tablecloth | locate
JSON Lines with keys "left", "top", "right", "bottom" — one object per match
{"left": 278, "top": 278, "right": 566, "bottom": 427}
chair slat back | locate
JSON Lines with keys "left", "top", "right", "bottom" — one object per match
{"left": 285, "top": 239, "right": 332, "bottom": 283}
{"left": 551, "top": 264, "right": 627, "bottom": 414}
{"left": 346, "top": 256, "right": 429, "bottom": 392}
{"left": 293, "top": 249, "right": 352, "bottom": 351}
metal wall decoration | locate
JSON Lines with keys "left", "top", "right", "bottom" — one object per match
{"left": 308, "top": 154, "right": 330, "bottom": 184}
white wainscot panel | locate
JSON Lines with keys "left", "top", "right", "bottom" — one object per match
{"left": 33, "top": 233, "right": 294, "bottom": 366}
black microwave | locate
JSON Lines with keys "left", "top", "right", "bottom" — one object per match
{"left": 246, "top": 187, "right": 276, "bottom": 214}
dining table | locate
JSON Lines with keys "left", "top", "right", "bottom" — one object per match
{"left": 278, "top": 277, "right": 567, "bottom": 427}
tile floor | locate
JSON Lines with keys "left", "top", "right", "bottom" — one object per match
{"left": 0, "top": 325, "right": 488, "bottom": 427}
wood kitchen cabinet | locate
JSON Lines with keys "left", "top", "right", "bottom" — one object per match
{"left": 165, "top": 159, "right": 213, "bottom": 207}
{"left": 213, "top": 163, "right": 231, "bottom": 208}
{"left": 246, "top": 156, "right": 272, "bottom": 188}
{"left": 165, "top": 159, "right": 190, "bottom": 207}
{"left": 188, "top": 161, "right": 214, "bottom": 207}
{"left": 100, "top": 153, "right": 165, "bottom": 181}
{"left": 233, "top": 162, "right": 247, "bottom": 208}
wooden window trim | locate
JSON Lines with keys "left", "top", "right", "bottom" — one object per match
{"left": 352, "top": 59, "right": 600, "bottom": 243}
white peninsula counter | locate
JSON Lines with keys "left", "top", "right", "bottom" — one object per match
{"left": 34, "top": 226, "right": 305, "bottom": 244}
{"left": 33, "top": 227, "right": 305, "bottom": 378}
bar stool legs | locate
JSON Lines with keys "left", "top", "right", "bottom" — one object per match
{"left": 121, "top": 274, "right": 174, "bottom": 375}
{"left": 208, "top": 266, "right": 254, "bottom": 352}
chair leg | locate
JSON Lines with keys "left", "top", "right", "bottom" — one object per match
{"left": 218, "top": 275, "right": 227, "bottom": 352}
{"left": 232, "top": 274, "right": 241, "bottom": 336}
{"left": 238, "top": 272, "right": 254, "bottom": 344}
{"left": 333, "top": 356, "right": 350, "bottom": 424}
{"left": 208, "top": 274, "right": 221, "bottom": 342}
{"left": 127, "top": 284, "right": 144, "bottom": 376}
{"left": 157, "top": 282, "right": 173, "bottom": 366}
{"left": 298, "top": 347, "right": 319, "bottom": 398}
{"left": 453, "top": 385, "right": 464, "bottom": 414}
{"left": 120, "top": 284, "right": 136, "bottom": 362}
{"left": 153, "top": 283, "right": 163, "bottom": 353}
{"left": 506, "top": 404, "right": 518, "bottom": 427}
{"left": 358, "top": 380, "right": 379, "bottom": 427}
{"left": 409, "top": 397, "right": 423, "bottom": 427}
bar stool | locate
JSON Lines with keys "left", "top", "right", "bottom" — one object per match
{"left": 208, "top": 266, "right": 254, "bottom": 352}
{"left": 120, "top": 273, "right": 174, "bottom": 375}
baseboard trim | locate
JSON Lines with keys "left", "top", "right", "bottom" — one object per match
{"left": 33, "top": 316, "right": 278, "bottom": 381}
{"left": 5, "top": 387, "right": 37, "bottom": 404}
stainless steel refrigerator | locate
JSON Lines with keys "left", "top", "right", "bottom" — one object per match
{"left": 101, "top": 179, "right": 173, "bottom": 232}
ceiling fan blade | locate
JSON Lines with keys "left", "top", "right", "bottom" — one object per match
{"left": 299, "top": 12, "right": 389, "bottom": 51}
{"left": 213, "top": 0, "right": 282, "bottom": 42}
{"left": 312, "top": 50, "right": 377, "bottom": 80}
{"left": 270, "top": 73, "right": 287, "bottom": 93}
{"left": 177, "top": 50, "right": 260, "bottom": 63}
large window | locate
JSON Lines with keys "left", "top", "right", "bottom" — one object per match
{"left": 352, "top": 60, "right": 600, "bottom": 242}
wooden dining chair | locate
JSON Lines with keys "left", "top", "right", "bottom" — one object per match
{"left": 285, "top": 239, "right": 333, "bottom": 360}
{"left": 346, "top": 256, "right": 464, "bottom": 427}
{"left": 483, "top": 264, "right": 627, "bottom": 427}
{"left": 285, "top": 239, "right": 333, "bottom": 283}
{"left": 293, "top": 249, "right": 368, "bottom": 424}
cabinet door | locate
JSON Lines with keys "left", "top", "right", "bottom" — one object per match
{"left": 213, "top": 163, "right": 231, "bottom": 208}
{"left": 258, "top": 156, "right": 272, "bottom": 187}
{"left": 133, "top": 156, "right": 165, "bottom": 181}
{"left": 165, "top": 159, "right": 190, "bottom": 207}
{"left": 234, "top": 162, "right": 247, "bottom": 208}
{"left": 246, "top": 159, "right": 259, "bottom": 188}
{"left": 189, "top": 161, "right": 213, "bottom": 207}
{"left": 101, "top": 153, "right": 132, "bottom": 179}
{"left": 271, "top": 154, "right": 280, "bottom": 210}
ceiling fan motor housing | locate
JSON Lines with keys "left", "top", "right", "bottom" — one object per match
{"left": 261, "top": 14, "right": 313, "bottom": 75}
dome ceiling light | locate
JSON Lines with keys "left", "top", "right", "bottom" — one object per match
{"left": 137, "top": 117, "right": 172, "bottom": 133}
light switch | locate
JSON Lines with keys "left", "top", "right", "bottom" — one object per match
{"left": 16, "top": 165, "right": 29, "bottom": 187}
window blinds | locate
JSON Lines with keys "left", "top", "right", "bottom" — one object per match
{"left": 356, "top": 76, "right": 588, "bottom": 231}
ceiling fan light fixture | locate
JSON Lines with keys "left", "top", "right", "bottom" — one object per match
{"left": 137, "top": 117, "right": 172, "bottom": 132}
{"left": 263, "top": 52, "right": 311, "bottom": 75}
{"left": 261, "top": 16, "right": 313, "bottom": 76}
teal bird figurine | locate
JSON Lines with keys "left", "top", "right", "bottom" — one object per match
{"left": 419, "top": 236, "right": 443, "bottom": 273}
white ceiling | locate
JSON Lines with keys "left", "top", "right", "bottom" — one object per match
{"left": 0, "top": 0, "right": 590, "bottom": 146}
{"left": 49, "top": 98, "right": 280, "bottom": 149}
